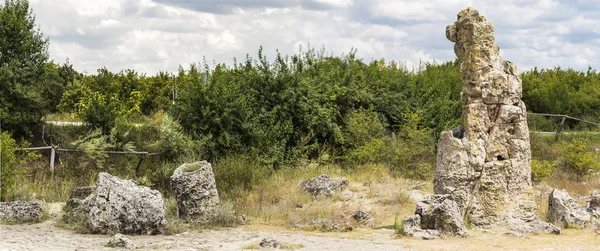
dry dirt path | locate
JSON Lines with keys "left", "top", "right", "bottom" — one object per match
{"left": 0, "top": 220, "right": 409, "bottom": 251}
{"left": 2, "top": 220, "right": 600, "bottom": 251}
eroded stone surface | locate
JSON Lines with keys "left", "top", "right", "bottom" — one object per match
{"left": 416, "top": 195, "right": 468, "bottom": 237}
{"left": 107, "top": 233, "right": 135, "bottom": 249}
{"left": 587, "top": 189, "right": 600, "bottom": 218}
{"left": 171, "top": 161, "right": 220, "bottom": 224}
{"left": 259, "top": 237, "right": 280, "bottom": 249}
{"left": 548, "top": 189, "right": 590, "bottom": 228}
{"left": 433, "top": 7, "right": 546, "bottom": 230}
{"left": 83, "top": 172, "right": 167, "bottom": 234}
{"left": 299, "top": 174, "right": 348, "bottom": 196}
{"left": 0, "top": 201, "right": 43, "bottom": 223}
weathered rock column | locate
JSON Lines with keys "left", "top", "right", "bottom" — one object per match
{"left": 435, "top": 7, "right": 537, "bottom": 227}
{"left": 171, "top": 161, "right": 220, "bottom": 224}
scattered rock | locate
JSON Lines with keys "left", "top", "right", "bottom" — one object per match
{"left": 504, "top": 231, "right": 526, "bottom": 238}
{"left": 259, "top": 237, "right": 280, "bottom": 249}
{"left": 416, "top": 195, "right": 468, "bottom": 237}
{"left": 0, "top": 201, "right": 43, "bottom": 223}
{"left": 83, "top": 172, "right": 167, "bottom": 234}
{"left": 295, "top": 218, "right": 353, "bottom": 232}
{"left": 299, "top": 174, "right": 349, "bottom": 196}
{"left": 507, "top": 218, "right": 560, "bottom": 235}
{"left": 106, "top": 233, "right": 135, "bottom": 249}
{"left": 400, "top": 215, "right": 440, "bottom": 240}
{"left": 547, "top": 189, "right": 590, "bottom": 228}
{"left": 339, "top": 190, "right": 354, "bottom": 201}
{"left": 587, "top": 189, "right": 600, "bottom": 218}
{"left": 353, "top": 210, "right": 374, "bottom": 227}
{"left": 171, "top": 161, "right": 220, "bottom": 224}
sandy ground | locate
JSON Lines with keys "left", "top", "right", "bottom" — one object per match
{"left": 1, "top": 220, "right": 599, "bottom": 251}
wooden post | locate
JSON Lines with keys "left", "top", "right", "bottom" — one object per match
{"left": 49, "top": 147, "right": 55, "bottom": 176}
{"left": 555, "top": 116, "right": 567, "bottom": 141}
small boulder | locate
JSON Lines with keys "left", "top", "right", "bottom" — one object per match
{"left": 547, "top": 189, "right": 590, "bottom": 228}
{"left": 299, "top": 174, "right": 348, "bottom": 196}
{"left": 587, "top": 189, "right": 600, "bottom": 218}
{"left": 353, "top": 210, "right": 374, "bottom": 227}
{"left": 416, "top": 195, "right": 468, "bottom": 237}
{"left": 171, "top": 161, "right": 220, "bottom": 224}
{"left": 259, "top": 237, "right": 280, "bottom": 249}
{"left": 85, "top": 172, "right": 167, "bottom": 234}
{"left": 504, "top": 231, "right": 526, "bottom": 238}
{"left": 507, "top": 218, "right": 560, "bottom": 235}
{"left": 0, "top": 201, "right": 43, "bottom": 223}
{"left": 106, "top": 233, "right": 135, "bottom": 249}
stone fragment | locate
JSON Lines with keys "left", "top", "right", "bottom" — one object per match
{"left": 547, "top": 189, "right": 590, "bottom": 228}
{"left": 171, "top": 161, "right": 220, "bottom": 224}
{"left": 106, "top": 233, "right": 135, "bottom": 249}
{"left": 504, "top": 231, "right": 526, "bottom": 238}
{"left": 507, "top": 218, "right": 560, "bottom": 235}
{"left": 0, "top": 201, "right": 43, "bottom": 223}
{"left": 299, "top": 174, "right": 348, "bottom": 196}
{"left": 259, "top": 237, "right": 280, "bottom": 249}
{"left": 400, "top": 214, "right": 441, "bottom": 240}
{"left": 83, "top": 172, "right": 167, "bottom": 234}
{"left": 416, "top": 195, "right": 468, "bottom": 237}
{"left": 353, "top": 210, "right": 374, "bottom": 227}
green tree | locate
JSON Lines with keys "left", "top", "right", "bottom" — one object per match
{"left": 559, "top": 138, "right": 600, "bottom": 181}
{"left": 0, "top": 0, "right": 49, "bottom": 137}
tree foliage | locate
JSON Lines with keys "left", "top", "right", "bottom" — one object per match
{"left": 0, "top": 0, "right": 49, "bottom": 137}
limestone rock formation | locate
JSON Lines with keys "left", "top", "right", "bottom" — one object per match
{"left": 416, "top": 195, "right": 468, "bottom": 237}
{"left": 548, "top": 189, "right": 591, "bottom": 228}
{"left": 66, "top": 186, "right": 95, "bottom": 209}
{"left": 402, "top": 214, "right": 441, "bottom": 240}
{"left": 83, "top": 172, "right": 167, "bottom": 234}
{"left": 299, "top": 174, "right": 349, "bottom": 196}
{"left": 433, "top": 7, "right": 547, "bottom": 230}
{"left": 0, "top": 201, "right": 43, "bottom": 223}
{"left": 171, "top": 161, "right": 220, "bottom": 224}
{"left": 587, "top": 189, "right": 600, "bottom": 218}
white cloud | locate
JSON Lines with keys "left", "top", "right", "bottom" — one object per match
{"left": 27, "top": 0, "right": 600, "bottom": 74}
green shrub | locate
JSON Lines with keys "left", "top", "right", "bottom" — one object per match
{"left": 531, "top": 159, "right": 554, "bottom": 182}
{"left": 0, "top": 132, "right": 27, "bottom": 201}
{"left": 558, "top": 138, "right": 600, "bottom": 181}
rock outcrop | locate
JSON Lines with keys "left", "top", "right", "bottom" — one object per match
{"left": 416, "top": 195, "right": 468, "bottom": 237}
{"left": 171, "top": 161, "right": 220, "bottom": 224}
{"left": 0, "top": 201, "right": 43, "bottom": 223}
{"left": 547, "top": 189, "right": 591, "bottom": 228}
{"left": 71, "top": 172, "right": 167, "bottom": 234}
{"left": 299, "top": 174, "right": 349, "bottom": 196}
{"left": 587, "top": 189, "right": 600, "bottom": 218}
{"left": 431, "top": 7, "right": 551, "bottom": 231}
{"left": 353, "top": 210, "right": 375, "bottom": 227}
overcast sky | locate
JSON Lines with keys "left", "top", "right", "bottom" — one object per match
{"left": 28, "top": 0, "right": 600, "bottom": 75}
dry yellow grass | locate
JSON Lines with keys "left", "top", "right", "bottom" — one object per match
{"left": 232, "top": 163, "right": 425, "bottom": 229}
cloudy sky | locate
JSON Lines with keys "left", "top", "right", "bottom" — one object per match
{"left": 28, "top": 0, "right": 600, "bottom": 74}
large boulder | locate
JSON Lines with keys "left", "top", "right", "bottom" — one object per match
{"left": 171, "top": 161, "right": 220, "bottom": 224}
{"left": 0, "top": 201, "right": 43, "bottom": 223}
{"left": 587, "top": 189, "right": 600, "bottom": 218}
{"left": 299, "top": 174, "right": 348, "bottom": 196}
{"left": 65, "top": 186, "right": 95, "bottom": 209}
{"left": 84, "top": 172, "right": 167, "bottom": 234}
{"left": 415, "top": 195, "right": 468, "bottom": 237}
{"left": 547, "top": 189, "right": 591, "bottom": 228}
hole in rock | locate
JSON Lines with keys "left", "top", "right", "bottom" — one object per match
{"left": 497, "top": 155, "right": 505, "bottom": 161}
{"left": 452, "top": 127, "right": 465, "bottom": 139}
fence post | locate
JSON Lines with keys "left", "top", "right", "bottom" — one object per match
{"left": 49, "top": 147, "right": 56, "bottom": 177}
{"left": 555, "top": 116, "right": 567, "bottom": 141}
